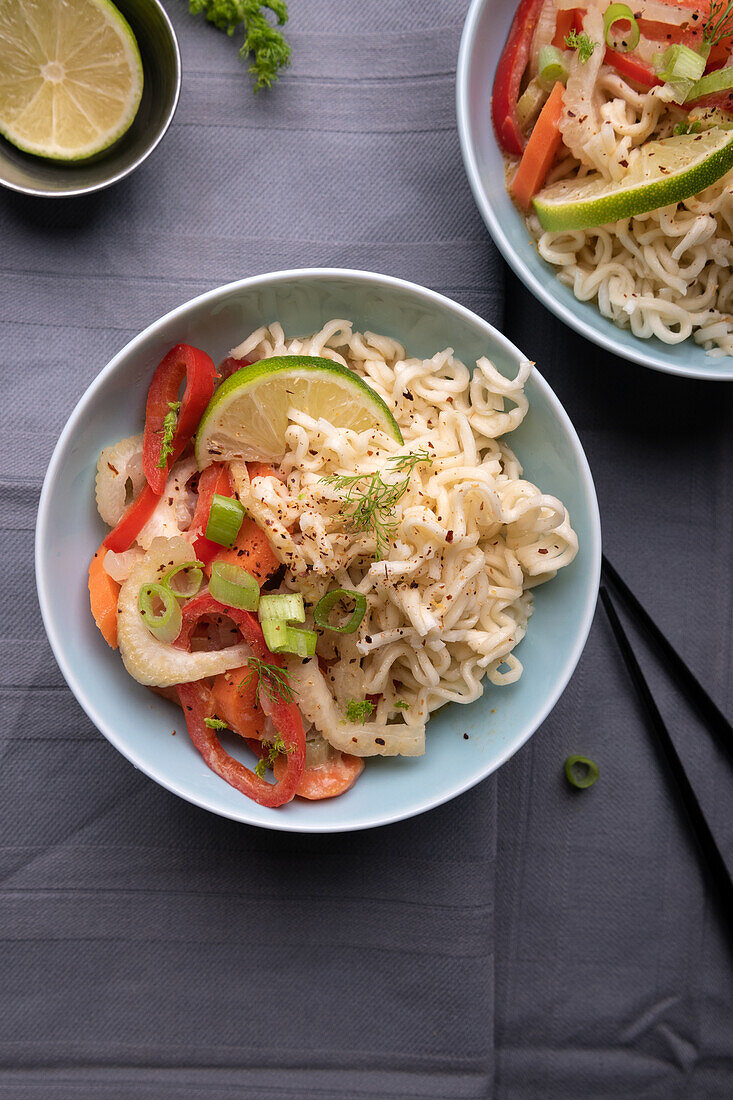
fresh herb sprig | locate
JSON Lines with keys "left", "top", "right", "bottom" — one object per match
{"left": 321, "top": 449, "right": 433, "bottom": 560}
{"left": 345, "top": 699, "right": 376, "bottom": 723}
{"left": 564, "top": 29, "right": 597, "bottom": 64}
{"left": 157, "top": 401, "right": 180, "bottom": 469}
{"left": 185, "top": 0, "right": 291, "bottom": 91}
{"left": 704, "top": 0, "right": 733, "bottom": 46}
{"left": 674, "top": 119, "right": 703, "bottom": 135}
{"left": 254, "top": 733, "right": 291, "bottom": 777}
{"left": 204, "top": 716, "right": 228, "bottom": 730}
{"left": 394, "top": 700, "right": 410, "bottom": 711}
{"left": 238, "top": 656, "right": 296, "bottom": 705}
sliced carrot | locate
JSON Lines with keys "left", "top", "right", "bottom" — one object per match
{"left": 511, "top": 81, "right": 566, "bottom": 211}
{"left": 88, "top": 544, "right": 121, "bottom": 649}
{"left": 211, "top": 666, "right": 263, "bottom": 739}
{"left": 209, "top": 516, "right": 281, "bottom": 584}
{"left": 273, "top": 751, "right": 364, "bottom": 800}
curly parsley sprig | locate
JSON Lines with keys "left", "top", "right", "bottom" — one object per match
{"left": 185, "top": 0, "right": 291, "bottom": 91}
{"left": 345, "top": 699, "right": 376, "bottom": 723}
{"left": 564, "top": 29, "right": 597, "bottom": 64}
{"left": 254, "top": 733, "right": 291, "bottom": 778}
{"left": 157, "top": 401, "right": 180, "bottom": 469}
{"left": 321, "top": 449, "right": 433, "bottom": 561}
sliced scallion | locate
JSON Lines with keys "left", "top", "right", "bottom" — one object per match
{"left": 209, "top": 562, "right": 260, "bottom": 611}
{"left": 564, "top": 755, "right": 600, "bottom": 789}
{"left": 161, "top": 560, "right": 204, "bottom": 599}
{"left": 314, "top": 589, "right": 367, "bottom": 634}
{"left": 138, "top": 582, "right": 182, "bottom": 644}
{"left": 516, "top": 78, "right": 547, "bottom": 131}
{"left": 655, "top": 44, "right": 706, "bottom": 103}
{"left": 258, "top": 592, "right": 305, "bottom": 623}
{"left": 687, "top": 65, "right": 733, "bottom": 102}
{"left": 205, "top": 494, "right": 245, "bottom": 547}
{"left": 262, "top": 621, "right": 317, "bottom": 657}
{"left": 537, "top": 45, "right": 569, "bottom": 88}
{"left": 603, "top": 3, "right": 639, "bottom": 52}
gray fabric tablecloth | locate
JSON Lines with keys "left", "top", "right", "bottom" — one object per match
{"left": 1, "top": 1, "right": 731, "bottom": 1097}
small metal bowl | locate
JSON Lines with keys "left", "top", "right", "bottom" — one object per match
{"left": 0, "top": 0, "right": 181, "bottom": 198}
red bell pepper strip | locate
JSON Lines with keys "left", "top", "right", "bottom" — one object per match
{"left": 103, "top": 483, "right": 160, "bottom": 552}
{"left": 174, "top": 594, "right": 306, "bottom": 807}
{"left": 217, "top": 355, "right": 254, "bottom": 382}
{"left": 142, "top": 344, "right": 216, "bottom": 496}
{"left": 604, "top": 48, "right": 663, "bottom": 88}
{"left": 493, "top": 0, "right": 546, "bottom": 156}
{"left": 189, "top": 463, "right": 234, "bottom": 565}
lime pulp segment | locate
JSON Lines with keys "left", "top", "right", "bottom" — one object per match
{"left": 195, "top": 355, "right": 404, "bottom": 468}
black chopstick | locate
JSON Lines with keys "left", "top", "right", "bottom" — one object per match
{"left": 602, "top": 554, "right": 733, "bottom": 767}
{"left": 599, "top": 586, "right": 733, "bottom": 927}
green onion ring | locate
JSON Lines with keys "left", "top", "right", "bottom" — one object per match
{"left": 314, "top": 589, "right": 367, "bottom": 634}
{"left": 209, "top": 562, "right": 260, "bottom": 611}
{"left": 262, "top": 621, "right": 317, "bottom": 657}
{"left": 138, "top": 582, "right": 183, "bottom": 644}
{"left": 603, "top": 3, "right": 639, "bottom": 52}
{"left": 205, "top": 494, "right": 245, "bottom": 547}
{"left": 258, "top": 592, "right": 305, "bottom": 623}
{"left": 161, "top": 560, "right": 204, "bottom": 599}
{"left": 564, "top": 755, "right": 600, "bottom": 789}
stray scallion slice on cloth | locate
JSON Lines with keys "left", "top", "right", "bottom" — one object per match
{"left": 564, "top": 755, "right": 599, "bottom": 789}
{"left": 184, "top": 0, "right": 291, "bottom": 91}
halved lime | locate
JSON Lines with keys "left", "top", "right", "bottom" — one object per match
{"left": 195, "top": 356, "right": 404, "bottom": 468}
{"left": 0, "top": 0, "right": 143, "bottom": 161}
{"left": 533, "top": 130, "right": 733, "bottom": 232}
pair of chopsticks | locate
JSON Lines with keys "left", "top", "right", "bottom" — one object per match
{"left": 599, "top": 556, "right": 733, "bottom": 929}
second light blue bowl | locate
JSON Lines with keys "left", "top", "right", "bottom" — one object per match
{"left": 36, "top": 269, "right": 601, "bottom": 832}
{"left": 456, "top": 0, "right": 733, "bottom": 381}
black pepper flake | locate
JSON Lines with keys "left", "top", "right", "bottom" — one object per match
{"left": 463, "top": 733, "right": 469, "bottom": 740}
{"left": 446, "top": 530, "right": 454, "bottom": 543}
{"left": 375, "top": 737, "right": 385, "bottom": 746}
{"left": 365, "top": 635, "right": 372, "bottom": 643}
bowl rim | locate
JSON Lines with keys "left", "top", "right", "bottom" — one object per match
{"left": 35, "top": 267, "right": 602, "bottom": 832}
{"left": 0, "top": 0, "right": 181, "bottom": 199}
{"left": 455, "top": 0, "right": 732, "bottom": 382}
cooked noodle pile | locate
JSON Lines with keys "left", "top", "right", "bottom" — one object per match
{"left": 228, "top": 321, "right": 578, "bottom": 757}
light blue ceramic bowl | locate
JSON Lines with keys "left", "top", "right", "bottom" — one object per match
{"left": 35, "top": 269, "right": 601, "bottom": 832}
{"left": 456, "top": 0, "right": 733, "bottom": 382}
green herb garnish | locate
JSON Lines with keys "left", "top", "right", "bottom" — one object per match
{"left": 238, "top": 657, "right": 296, "bottom": 705}
{"left": 157, "top": 401, "right": 180, "bottom": 469}
{"left": 564, "top": 30, "right": 597, "bottom": 64}
{"left": 185, "top": 0, "right": 291, "bottom": 91}
{"left": 394, "top": 700, "right": 410, "bottom": 710}
{"left": 704, "top": 0, "right": 733, "bottom": 46}
{"left": 254, "top": 733, "right": 291, "bottom": 777}
{"left": 345, "top": 699, "right": 376, "bottom": 723}
{"left": 204, "top": 716, "right": 228, "bottom": 730}
{"left": 321, "top": 449, "right": 433, "bottom": 560}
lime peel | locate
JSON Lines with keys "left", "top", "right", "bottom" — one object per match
{"left": 195, "top": 355, "right": 403, "bottom": 469}
{"left": 533, "top": 129, "right": 733, "bottom": 232}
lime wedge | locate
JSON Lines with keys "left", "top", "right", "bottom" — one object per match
{"left": 533, "top": 130, "right": 733, "bottom": 232}
{"left": 195, "top": 356, "right": 404, "bottom": 468}
{"left": 0, "top": 0, "right": 143, "bottom": 161}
